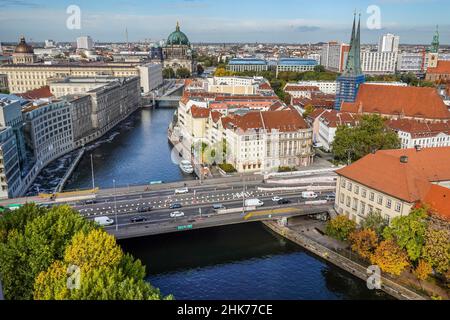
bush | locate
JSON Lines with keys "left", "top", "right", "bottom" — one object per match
{"left": 278, "top": 166, "right": 297, "bottom": 173}
{"left": 218, "top": 163, "right": 237, "bottom": 173}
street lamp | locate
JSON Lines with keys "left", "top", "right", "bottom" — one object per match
{"left": 113, "top": 179, "right": 118, "bottom": 231}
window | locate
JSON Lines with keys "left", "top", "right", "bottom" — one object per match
{"left": 346, "top": 196, "right": 351, "bottom": 207}
{"left": 340, "top": 193, "right": 344, "bottom": 204}
{"left": 362, "top": 189, "right": 367, "bottom": 198}
{"left": 352, "top": 198, "right": 358, "bottom": 211}
{"left": 369, "top": 192, "right": 375, "bottom": 201}
{"left": 355, "top": 186, "right": 359, "bottom": 195}
{"left": 386, "top": 199, "right": 392, "bottom": 209}
{"left": 360, "top": 202, "right": 366, "bottom": 216}
{"left": 377, "top": 196, "right": 383, "bottom": 205}
{"left": 347, "top": 182, "right": 352, "bottom": 192}
{"left": 395, "top": 202, "right": 401, "bottom": 212}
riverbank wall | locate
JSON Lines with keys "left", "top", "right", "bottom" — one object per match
{"left": 262, "top": 220, "right": 427, "bottom": 301}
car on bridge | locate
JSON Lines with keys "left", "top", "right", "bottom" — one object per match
{"left": 170, "top": 211, "right": 185, "bottom": 218}
{"left": 94, "top": 216, "right": 114, "bottom": 227}
{"left": 170, "top": 203, "right": 183, "bottom": 209}
{"left": 174, "top": 187, "right": 189, "bottom": 194}
{"left": 138, "top": 206, "right": 152, "bottom": 213}
{"left": 278, "top": 199, "right": 291, "bottom": 205}
{"left": 130, "top": 216, "right": 148, "bottom": 223}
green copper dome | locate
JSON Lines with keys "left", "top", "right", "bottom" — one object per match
{"left": 167, "top": 22, "right": 190, "bottom": 46}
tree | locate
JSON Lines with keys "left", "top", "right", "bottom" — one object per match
{"left": 314, "top": 65, "right": 326, "bottom": 73}
{"left": 349, "top": 229, "right": 378, "bottom": 260}
{"left": 0, "top": 204, "right": 45, "bottom": 243}
{"left": 214, "top": 67, "right": 234, "bottom": 77}
{"left": 197, "top": 64, "right": 204, "bottom": 76}
{"left": 302, "top": 104, "right": 315, "bottom": 119}
{"left": 371, "top": 240, "right": 410, "bottom": 276}
{"left": 162, "top": 67, "right": 175, "bottom": 79}
{"left": 361, "top": 211, "right": 388, "bottom": 237}
{"left": 414, "top": 260, "right": 433, "bottom": 281}
{"left": 34, "top": 229, "right": 170, "bottom": 300}
{"left": 326, "top": 215, "right": 357, "bottom": 241}
{"left": 422, "top": 222, "right": 450, "bottom": 275}
{"left": 176, "top": 67, "right": 191, "bottom": 79}
{"left": 0, "top": 205, "right": 95, "bottom": 300}
{"left": 383, "top": 208, "right": 428, "bottom": 262}
{"left": 332, "top": 114, "right": 401, "bottom": 163}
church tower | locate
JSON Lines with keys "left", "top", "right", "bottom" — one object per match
{"left": 334, "top": 14, "right": 365, "bottom": 110}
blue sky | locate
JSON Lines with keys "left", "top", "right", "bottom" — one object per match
{"left": 0, "top": 0, "right": 448, "bottom": 44}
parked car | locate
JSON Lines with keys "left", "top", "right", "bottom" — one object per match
{"left": 175, "top": 187, "right": 189, "bottom": 194}
{"left": 138, "top": 206, "right": 152, "bottom": 213}
{"left": 170, "top": 203, "right": 182, "bottom": 209}
{"left": 170, "top": 211, "right": 185, "bottom": 218}
{"left": 94, "top": 216, "right": 114, "bottom": 227}
{"left": 130, "top": 216, "right": 148, "bottom": 223}
{"left": 278, "top": 199, "right": 291, "bottom": 205}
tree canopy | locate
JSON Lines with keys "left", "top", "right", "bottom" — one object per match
{"left": 332, "top": 114, "right": 401, "bottom": 163}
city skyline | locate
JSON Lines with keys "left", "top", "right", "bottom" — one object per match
{"left": 0, "top": 0, "right": 449, "bottom": 44}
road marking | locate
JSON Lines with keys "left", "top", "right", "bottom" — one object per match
{"left": 244, "top": 207, "right": 300, "bottom": 220}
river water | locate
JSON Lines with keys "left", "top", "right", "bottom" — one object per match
{"left": 65, "top": 108, "right": 389, "bottom": 300}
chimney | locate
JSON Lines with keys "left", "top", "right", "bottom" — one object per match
{"left": 400, "top": 156, "right": 409, "bottom": 164}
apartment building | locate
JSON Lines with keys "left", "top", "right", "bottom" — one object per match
{"left": 317, "top": 110, "right": 359, "bottom": 151}
{"left": 335, "top": 147, "right": 450, "bottom": 224}
{"left": 361, "top": 51, "right": 398, "bottom": 75}
{"left": 320, "top": 42, "right": 350, "bottom": 73}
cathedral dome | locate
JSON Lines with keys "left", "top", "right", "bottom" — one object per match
{"left": 15, "top": 36, "right": 34, "bottom": 54}
{"left": 167, "top": 22, "right": 190, "bottom": 46}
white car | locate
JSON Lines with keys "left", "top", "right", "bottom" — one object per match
{"left": 94, "top": 216, "right": 114, "bottom": 227}
{"left": 272, "top": 196, "right": 283, "bottom": 202}
{"left": 175, "top": 187, "right": 189, "bottom": 194}
{"left": 170, "top": 211, "right": 185, "bottom": 218}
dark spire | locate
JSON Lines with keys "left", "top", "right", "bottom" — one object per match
{"left": 344, "top": 13, "right": 362, "bottom": 76}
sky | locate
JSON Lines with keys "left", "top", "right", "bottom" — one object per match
{"left": 0, "top": 0, "right": 449, "bottom": 44}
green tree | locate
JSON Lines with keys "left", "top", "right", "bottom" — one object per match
{"left": 34, "top": 229, "right": 170, "bottom": 300}
{"left": 176, "top": 67, "right": 191, "bottom": 79}
{"left": 162, "top": 67, "right": 175, "bottom": 79}
{"left": 383, "top": 208, "right": 428, "bottom": 262}
{"left": 302, "top": 104, "right": 315, "bottom": 119}
{"left": 326, "top": 215, "right": 357, "bottom": 241}
{"left": 422, "top": 222, "right": 450, "bottom": 274}
{"left": 332, "top": 114, "right": 401, "bottom": 163}
{"left": 361, "top": 211, "right": 388, "bottom": 237}
{"left": 0, "top": 205, "right": 95, "bottom": 300}
{"left": 0, "top": 204, "right": 45, "bottom": 243}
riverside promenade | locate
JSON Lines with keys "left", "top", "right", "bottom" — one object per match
{"left": 263, "top": 220, "right": 428, "bottom": 300}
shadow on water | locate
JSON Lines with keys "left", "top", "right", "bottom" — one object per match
{"left": 120, "top": 222, "right": 391, "bottom": 300}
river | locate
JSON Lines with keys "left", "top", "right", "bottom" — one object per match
{"left": 63, "top": 108, "right": 388, "bottom": 300}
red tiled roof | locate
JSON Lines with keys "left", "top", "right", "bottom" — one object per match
{"left": 336, "top": 147, "right": 450, "bottom": 203}
{"left": 387, "top": 119, "right": 450, "bottom": 138}
{"left": 18, "top": 86, "right": 53, "bottom": 100}
{"left": 319, "top": 110, "right": 359, "bottom": 128}
{"left": 190, "top": 105, "right": 210, "bottom": 118}
{"left": 259, "top": 82, "right": 272, "bottom": 90}
{"left": 341, "top": 84, "right": 450, "bottom": 120}
{"left": 225, "top": 110, "right": 309, "bottom": 132}
{"left": 423, "top": 185, "right": 450, "bottom": 221}
{"left": 210, "top": 111, "right": 222, "bottom": 123}
{"left": 427, "top": 61, "right": 450, "bottom": 74}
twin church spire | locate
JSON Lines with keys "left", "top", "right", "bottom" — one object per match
{"left": 344, "top": 13, "right": 362, "bottom": 76}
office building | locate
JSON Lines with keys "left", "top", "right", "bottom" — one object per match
{"left": 378, "top": 34, "right": 400, "bottom": 53}
{"left": 321, "top": 42, "right": 350, "bottom": 72}
{"left": 276, "top": 58, "right": 317, "bottom": 76}
{"left": 137, "top": 62, "right": 163, "bottom": 93}
{"left": 227, "top": 58, "right": 269, "bottom": 73}
{"left": 361, "top": 51, "right": 398, "bottom": 75}
{"left": 77, "top": 36, "right": 93, "bottom": 50}
{"left": 0, "top": 127, "right": 22, "bottom": 199}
